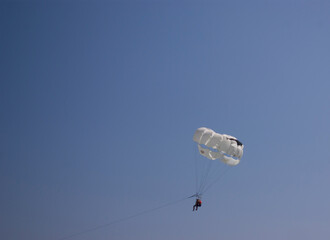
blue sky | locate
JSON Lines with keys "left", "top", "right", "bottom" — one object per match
{"left": 1, "top": 1, "right": 330, "bottom": 240}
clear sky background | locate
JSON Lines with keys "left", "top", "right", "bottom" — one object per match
{"left": 1, "top": 1, "right": 330, "bottom": 240}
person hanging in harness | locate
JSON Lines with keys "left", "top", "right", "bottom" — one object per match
{"left": 193, "top": 198, "right": 202, "bottom": 211}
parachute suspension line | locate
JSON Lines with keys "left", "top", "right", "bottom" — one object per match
{"left": 196, "top": 150, "right": 209, "bottom": 195}
{"left": 194, "top": 145, "right": 199, "bottom": 194}
{"left": 201, "top": 166, "right": 231, "bottom": 194}
{"left": 57, "top": 196, "right": 191, "bottom": 240}
{"left": 198, "top": 163, "right": 218, "bottom": 194}
{"left": 200, "top": 166, "right": 232, "bottom": 195}
{"left": 197, "top": 159, "right": 212, "bottom": 195}
{"left": 199, "top": 162, "right": 227, "bottom": 194}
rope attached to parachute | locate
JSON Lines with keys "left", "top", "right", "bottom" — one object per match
{"left": 57, "top": 195, "right": 193, "bottom": 240}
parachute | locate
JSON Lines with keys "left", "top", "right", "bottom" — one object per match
{"left": 192, "top": 127, "right": 244, "bottom": 196}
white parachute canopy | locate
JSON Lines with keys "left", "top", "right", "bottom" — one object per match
{"left": 193, "top": 127, "right": 244, "bottom": 166}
